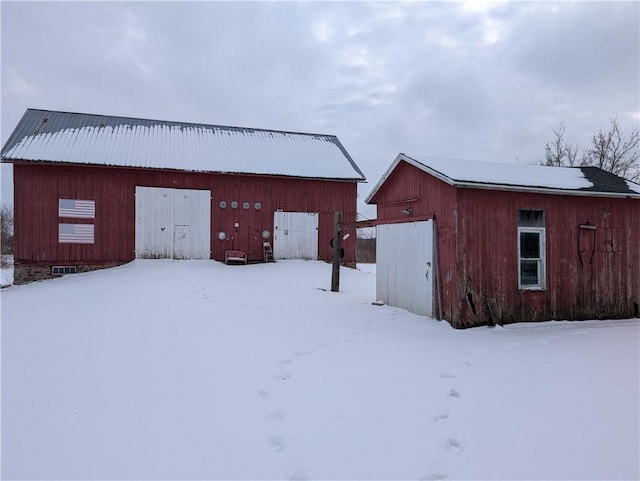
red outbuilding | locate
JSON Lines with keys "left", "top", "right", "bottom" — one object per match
{"left": 366, "top": 154, "right": 640, "bottom": 328}
{"left": 1, "top": 109, "right": 365, "bottom": 284}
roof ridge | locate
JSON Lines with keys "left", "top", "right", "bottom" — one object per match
{"left": 23, "top": 108, "right": 338, "bottom": 139}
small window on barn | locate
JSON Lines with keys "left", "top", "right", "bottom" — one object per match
{"left": 518, "top": 209, "right": 546, "bottom": 290}
{"left": 52, "top": 266, "right": 77, "bottom": 275}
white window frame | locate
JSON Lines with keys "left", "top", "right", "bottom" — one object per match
{"left": 518, "top": 226, "right": 546, "bottom": 290}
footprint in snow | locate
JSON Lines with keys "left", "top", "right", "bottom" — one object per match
{"left": 285, "top": 466, "right": 309, "bottom": 481}
{"left": 280, "top": 359, "right": 292, "bottom": 366}
{"left": 267, "top": 408, "right": 287, "bottom": 422}
{"left": 274, "top": 372, "right": 292, "bottom": 381}
{"left": 447, "top": 389, "right": 460, "bottom": 399}
{"left": 433, "top": 410, "right": 450, "bottom": 424}
{"left": 293, "top": 351, "right": 311, "bottom": 357}
{"left": 446, "top": 438, "right": 464, "bottom": 453}
{"left": 440, "top": 371, "right": 457, "bottom": 379}
{"left": 257, "top": 390, "right": 269, "bottom": 400}
{"left": 268, "top": 436, "right": 286, "bottom": 453}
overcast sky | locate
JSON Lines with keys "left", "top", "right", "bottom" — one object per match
{"left": 1, "top": 1, "right": 638, "bottom": 217}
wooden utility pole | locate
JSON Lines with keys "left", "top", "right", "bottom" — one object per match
{"left": 331, "top": 211, "right": 342, "bottom": 292}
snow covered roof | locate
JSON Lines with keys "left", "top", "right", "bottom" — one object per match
{"left": 1, "top": 109, "right": 366, "bottom": 181}
{"left": 366, "top": 154, "right": 640, "bottom": 202}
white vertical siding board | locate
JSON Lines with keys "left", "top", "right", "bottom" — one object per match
{"left": 199, "top": 198, "right": 210, "bottom": 258}
{"left": 135, "top": 186, "right": 174, "bottom": 259}
{"left": 136, "top": 186, "right": 210, "bottom": 259}
{"left": 376, "top": 221, "right": 433, "bottom": 317}
{"left": 181, "top": 188, "right": 211, "bottom": 259}
{"left": 173, "top": 189, "right": 190, "bottom": 259}
{"left": 273, "top": 211, "right": 286, "bottom": 259}
{"left": 273, "top": 212, "right": 319, "bottom": 260}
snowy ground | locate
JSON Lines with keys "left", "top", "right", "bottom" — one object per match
{"left": 2, "top": 260, "right": 638, "bottom": 480}
{"left": 1, "top": 255, "right": 13, "bottom": 287}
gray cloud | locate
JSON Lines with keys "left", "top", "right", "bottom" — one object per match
{"left": 2, "top": 1, "right": 638, "bottom": 217}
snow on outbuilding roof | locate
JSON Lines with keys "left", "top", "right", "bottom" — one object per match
{"left": 1, "top": 109, "right": 366, "bottom": 181}
{"left": 366, "top": 154, "right": 640, "bottom": 202}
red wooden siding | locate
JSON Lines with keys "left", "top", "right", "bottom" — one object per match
{"left": 13, "top": 163, "right": 358, "bottom": 265}
{"left": 370, "top": 159, "right": 640, "bottom": 327}
{"left": 456, "top": 188, "right": 640, "bottom": 326}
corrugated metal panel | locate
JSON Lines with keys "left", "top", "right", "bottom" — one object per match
{"left": 376, "top": 221, "right": 434, "bottom": 317}
{"left": 135, "top": 186, "right": 211, "bottom": 259}
{"left": 2, "top": 109, "right": 366, "bottom": 181}
{"left": 273, "top": 212, "right": 319, "bottom": 260}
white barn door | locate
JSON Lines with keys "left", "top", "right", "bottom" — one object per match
{"left": 273, "top": 212, "right": 319, "bottom": 260}
{"left": 135, "top": 187, "right": 211, "bottom": 259}
{"left": 376, "top": 220, "right": 434, "bottom": 317}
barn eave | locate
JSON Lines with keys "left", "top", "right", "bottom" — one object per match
{"left": 1, "top": 158, "right": 366, "bottom": 183}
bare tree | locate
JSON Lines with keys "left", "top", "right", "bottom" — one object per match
{"left": 545, "top": 121, "right": 579, "bottom": 167}
{"left": 543, "top": 118, "right": 640, "bottom": 182}
{"left": 1, "top": 205, "right": 14, "bottom": 255}
{"left": 583, "top": 118, "right": 640, "bottom": 182}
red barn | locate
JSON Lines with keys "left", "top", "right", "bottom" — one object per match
{"left": 1, "top": 109, "right": 365, "bottom": 284}
{"left": 366, "top": 154, "right": 640, "bottom": 328}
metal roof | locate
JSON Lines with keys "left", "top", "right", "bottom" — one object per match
{"left": 366, "top": 154, "right": 640, "bottom": 203}
{"left": 1, "top": 109, "right": 366, "bottom": 181}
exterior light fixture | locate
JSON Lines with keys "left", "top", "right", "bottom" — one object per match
{"left": 401, "top": 207, "right": 413, "bottom": 215}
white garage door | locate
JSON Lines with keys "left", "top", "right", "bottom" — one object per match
{"left": 376, "top": 220, "right": 434, "bottom": 317}
{"left": 135, "top": 187, "right": 211, "bottom": 259}
{"left": 273, "top": 212, "right": 319, "bottom": 260}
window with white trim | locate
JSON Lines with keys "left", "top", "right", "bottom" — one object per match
{"left": 518, "top": 209, "right": 546, "bottom": 290}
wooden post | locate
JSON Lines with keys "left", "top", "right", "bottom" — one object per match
{"left": 331, "top": 211, "right": 342, "bottom": 292}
